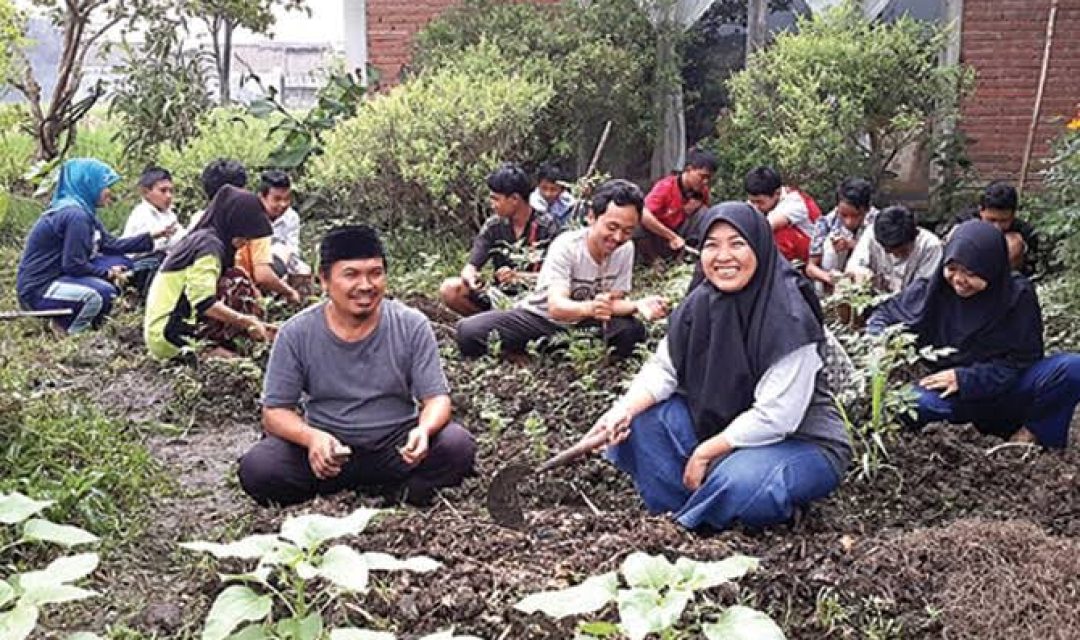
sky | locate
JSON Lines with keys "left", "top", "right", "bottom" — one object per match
{"left": 15, "top": 0, "right": 346, "bottom": 45}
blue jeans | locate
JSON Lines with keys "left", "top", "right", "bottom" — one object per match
{"left": 915, "top": 354, "right": 1080, "bottom": 448}
{"left": 605, "top": 396, "right": 842, "bottom": 531}
{"left": 28, "top": 256, "right": 125, "bottom": 334}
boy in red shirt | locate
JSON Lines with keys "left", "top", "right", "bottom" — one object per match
{"left": 744, "top": 166, "right": 821, "bottom": 265}
{"left": 634, "top": 150, "right": 718, "bottom": 264}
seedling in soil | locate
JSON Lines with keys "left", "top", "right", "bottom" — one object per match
{"left": 523, "top": 413, "right": 549, "bottom": 459}
{"left": 515, "top": 552, "right": 785, "bottom": 640}
{"left": 181, "top": 508, "right": 445, "bottom": 640}
{"left": 0, "top": 492, "right": 102, "bottom": 640}
{"left": 832, "top": 326, "right": 953, "bottom": 481}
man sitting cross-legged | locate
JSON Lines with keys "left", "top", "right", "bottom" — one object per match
{"left": 238, "top": 225, "right": 476, "bottom": 507}
{"left": 456, "top": 179, "right": 669, "bottom": 360}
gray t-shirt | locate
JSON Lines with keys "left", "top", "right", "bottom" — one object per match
{"left": 519, "top": 227, "right": 634, "bottom": 324}
{"left": 261, "top": 299, "right": 450, "bottom": 446}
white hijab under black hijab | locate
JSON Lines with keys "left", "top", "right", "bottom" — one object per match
{"left": 873, "top": 219, "right": 1043, "bottom": 370}
{"left": 668, "top": 202, "right": 826, "bottom": 441}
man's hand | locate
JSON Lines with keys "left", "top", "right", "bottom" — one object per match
{"left": 494, "top": 266, "right": 517, "bottom": 286}
{"left": 154, "top": 222, "right": 179, "bottom": 240}
{"left": 683, "top": 197, "right": 705, "bottom": 217}
{"left": 635, "top": 295, "right": 670, "bottom": 321}
{"left": 399, "top": 427, "right": 430, "bottom": 466}
{"left": 920, "top": 369, "right": 959, "bottom": 398}
{"left": 246, "top": 318, "right": 277, "bottom": 342}
{"left": 586, "top": 404, "right": 632, "bottom": 450}
{"left": 462, "top": 270, "right": 481, "bottom": 291}
{"left": 308, "top": 430, "right": 347, "bottom": 480}
{"left": 592, "top": 293, "right": 614, "bottom": 322}
{"left": 667, "top": 235, "right": 686, "bottom": 252}
{"left": 830, "top": 234, "right": 856, "bottom": 253}
{"left": 107, "top": 265, "right": 130, "bottom": 285}
{"left": 285, "top": 287, "right": 303, "bottom": 307}
{"left": 683, "top": 449, "right": 713, "bottom": 491}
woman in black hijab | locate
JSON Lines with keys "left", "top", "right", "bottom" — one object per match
{"left": 144, "top": 186, "right": 276, "bottom": 360}
{"left": 868, "top": 220, "right": 1080, "bottom": 447}
{"left": 589, "top": 203, "right": 851, "bottom": 531}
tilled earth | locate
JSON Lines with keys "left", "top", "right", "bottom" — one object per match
{"left": 27, "top": 295, "right": 1080, "bottom": 639}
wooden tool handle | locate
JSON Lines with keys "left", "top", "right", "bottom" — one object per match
{"left": 536, "top": 429, "right": 611, "bottom": 474}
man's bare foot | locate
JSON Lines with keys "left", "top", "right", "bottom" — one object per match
{"left": 1009, "top": 426, "right": 1038, "bottom": 444}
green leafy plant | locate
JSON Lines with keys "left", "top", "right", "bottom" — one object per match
{"left": 304, "top": 42, "right": 555, "bottom": 230}
{"left": 711, "top": 0, "right": 972, "bottom": 202}
{"left": 181, "top": 508, "right": 447, "bottom": 640}
{"left": 110, "top": 20, "right": 214, "bottom": 166}
{"left": 157, "top": 108, "right": 283, "bottom": 217}
{"left": 245, "top": 68, "right": 369, "bottom": 172}
{"left": 0, "top": 492, "right": 101, "bottom": 640}
{"left": 514, "top": 552, "right": 784, "bottom": 640}
{"left": 522, "top": 412, "right": 549, "bottom": 459}
{"left": 830, "top": 326, "right": 952, "bottom": 480}
{"left": 412, "top": 0, "right": 655, "bottom": 177}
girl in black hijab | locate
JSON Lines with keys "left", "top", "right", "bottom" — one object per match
{"left": 144, "top": 186, "right": 276, "bottom": 360}
{"left": 589, "top": 202, "right": 851, "bottom": 531}
{"left": 868, "top": 219, "right": 1080, "bottom": 447}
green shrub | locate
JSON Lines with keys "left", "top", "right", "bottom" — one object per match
{"left": 0, "top": 112, "right": 33, "bottom": 191}
{"left": 411, "top": 0, "right": 655, "bottom": 181}
{"left": 305, "top": 42, "right": 555, "bottom": 230}
{"left": 157, "top": 108, "right": 282, "bottom": 219}
{"left": 709, "top": 1, "right": 971, "bottom": 205}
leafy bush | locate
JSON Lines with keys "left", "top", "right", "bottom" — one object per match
{"left": 0, "top": 492, "right": 102, "bottom": 640}
{"left": 158, "top": 108, "right": 282, "bottom": 219}
{"left": 0, "top": 104, "right": 33, "bottom": 191}
{"left": 109, "top": 22, "right": 214, "bottom": 167}
{"left": 710, "top": 1, "right": 971, "bottom": 204}
{"left": 1032, "top": 113, "right": 1080, "bottom": 351}
{"left": 411, "top": 0, "right": 655, "bottom": 182}
{"left": 246, "top": 68, "right": 368, "bottom": 172}
{"left": 305, "top": 42, "right": 555, "bottom": 230}
{"left": 515, "top": 552, "right": 783, "bottom": 640}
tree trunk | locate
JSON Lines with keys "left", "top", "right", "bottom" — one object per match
{"left": 220, "top": 19, "right": 234, "bottom": 104}
{"left": 746, "top": 0, "right": 768, "bottom": 59}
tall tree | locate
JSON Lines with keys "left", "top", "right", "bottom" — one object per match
{"left": 3, "top": 0, "right": 160, "bottom": 160}
{"left": 185, "top": 0, "right": 308, "bottom": 104}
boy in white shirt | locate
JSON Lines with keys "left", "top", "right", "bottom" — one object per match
{"left": 121, "top": 166, "right": 182, "bottom": 294}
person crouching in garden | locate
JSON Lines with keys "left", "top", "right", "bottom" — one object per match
{"left": 456, "top": 179, "right": 669, "bottom": 360}
{"left": 120, "top": 165, "right": 184, "bottom": 296}
{"left": 588, "top": 202, "right": 851, "bottom": 531}
{"left": 238, "top": 225, "right": 476, "bottom": 507}
{"left": 440, "top": 163, "right": 562, "bottom": 317}
{"left": 143, "top": 185, "right": 277, "bottom": 360}
{"left": 17, "top": 158, "right": 170, "bottom": 334}
{"left": 867, "top": 220, "right": 1080, "bottom": 448}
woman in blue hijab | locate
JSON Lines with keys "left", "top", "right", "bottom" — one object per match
{"left": 868, "top": 220, "right": 1080, "bottom": 447}
{"left": 16, "top": 158, "right": 168, "bottom": 334}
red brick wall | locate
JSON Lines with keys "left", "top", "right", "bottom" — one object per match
{"left": 367, "top": 0, "right": 463, "bottom": 83}
{"left": 960, "top": 0, "right": 1080, "bottom": 185}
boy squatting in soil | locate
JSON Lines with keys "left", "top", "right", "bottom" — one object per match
{"left": 455, "top": 178, "right": 671, "bottom": 360}
{"left": 238, "top": 225, "right": 477, "bottom": 506}
{"left": 440, "top": 163, "right": 562, "bottom": 318}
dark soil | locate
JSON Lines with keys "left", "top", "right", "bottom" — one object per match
{"left": 29, "top": 295, "right": 1080, "bottom": 639}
